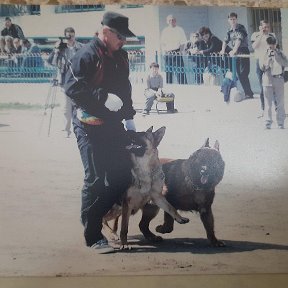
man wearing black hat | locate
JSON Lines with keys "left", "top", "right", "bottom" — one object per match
{"left": 64, "top": 11, "right": 136, "bottom": 253}
{"left": 1, "top": 17, "right": 25, "bottom": 40}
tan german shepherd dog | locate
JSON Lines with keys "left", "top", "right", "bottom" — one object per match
{"left": 103, "top": 126, "right": 189, "bottom": 249}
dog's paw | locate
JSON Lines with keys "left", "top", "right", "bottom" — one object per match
{"left": 119, "top": 244, "right": 132, "bottom": 251}
{"left": 177, "top": 216, "right": 189, "bottom": 224}
{"left": 155, "top": 225, "right": 173, "bottom": 234}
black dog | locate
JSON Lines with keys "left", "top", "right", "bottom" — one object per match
{"left": 139, "top": 138, "right": 226, "bottom": 247}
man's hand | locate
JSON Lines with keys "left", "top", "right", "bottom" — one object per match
{"left": 125, "top": 119, "right": 136, "bottom": 131}
{"left": 229, "top": 50, "right": 237, "bottom": 56}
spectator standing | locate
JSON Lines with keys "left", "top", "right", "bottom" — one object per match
{"left": 142, "top": 62, "right": 177, "bottom": 115}
{"left": 64, "top": 12, "right": 136, "bottom": 253}
{"left": 161, "top": 14, "right": 187, "bottom": 84}
{"left": 251, "top": 20, "right": 276, "bottom": 113}
{"left": 260, "top": 36, "right": 288, "bottom": 129}
{"left": 198, "top": 27, "right": 223, "bottom": 55}
{"left": 220, "top": 12, "right": 254, "bottom": 99}
{"left": 185, "top": 32, "right": 206, "bottom": 84}
{"left": 1, "top": 17, "right": 25, "bottom": 40}
{"left": 47, "top": 27, "right": 83, "bottom": 137}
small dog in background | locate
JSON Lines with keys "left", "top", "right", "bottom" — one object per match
{"left": 103, "top": 126, "right": 189, "bottom": 249}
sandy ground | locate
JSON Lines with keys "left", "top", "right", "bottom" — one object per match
{"left": 0, "top": 82, "right": 288, "bottom": 277}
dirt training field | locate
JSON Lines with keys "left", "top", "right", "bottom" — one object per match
{"left": 0, "top": 83, "right": 288, "bottom": 277}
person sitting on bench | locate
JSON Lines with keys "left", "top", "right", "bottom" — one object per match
{"left": 142, "top": 62, "right": 177, "bottom": 115}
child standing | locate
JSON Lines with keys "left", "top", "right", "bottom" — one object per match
{"left": 260, "top": 36, "right": 288, "bottom": 129}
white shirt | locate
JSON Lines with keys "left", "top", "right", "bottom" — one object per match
{"left": 251, "top": 32, "right": 275, "bottom": 60}
{"left": 161, "top": 25, "right": 187, "bottom": 52}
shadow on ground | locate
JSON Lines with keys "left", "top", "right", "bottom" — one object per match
{"left": 114, "top": 235, "right": 288, "bottom": 254}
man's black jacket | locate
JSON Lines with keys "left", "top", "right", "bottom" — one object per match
{"left": 1, "top": 24, "right": 25, "bottom": 39}
{"left": 64, "top": 37, "right": 136, "bottom": 122}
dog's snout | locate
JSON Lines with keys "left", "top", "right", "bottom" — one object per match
{"left": 200, "top": 165, "right": 207, "bottom": 175}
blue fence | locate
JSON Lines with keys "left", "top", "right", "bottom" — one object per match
{"left": 0, "top": 50, "right": 238, "bottom": 85}
{"left": 160, "top": 51, "right": 237, "bottom": 85}
{"left": 0, "top": 53, "right": 56, "bottom": 83}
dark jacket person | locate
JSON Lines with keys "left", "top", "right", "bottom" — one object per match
{"left": 64, "top": 11, "right": 136, "bottom": 254}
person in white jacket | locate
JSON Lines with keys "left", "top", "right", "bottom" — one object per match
{"left": 160, "top": 15, "right": 187, "bottom": 84}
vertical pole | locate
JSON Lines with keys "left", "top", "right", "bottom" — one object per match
{"left": 155, "top": 50, "right": 158, "bottom": 64}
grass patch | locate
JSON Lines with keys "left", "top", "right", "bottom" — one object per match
{"left": 0, "top": 102, "right": 59, "bottom": 110}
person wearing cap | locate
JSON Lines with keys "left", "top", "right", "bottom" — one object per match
{"left": 251, "top": 20, "right": 276, "bottom": 114}
{"left": 160, "top": 15, "right": 187, "bottom": 84}
{"left": 142, "top": 62, "right": 177, "bottom": 115}
{"left": 260, "top": 35, "right": 288, "bottom": 129}
{"left": 1, "top": 17, "right": 25, "bottom": 40}
{"left": 64, "top": 11, "right": 136, "bottom": 253}
{"left": 198, "top": 27, "right": 223, "bottom": 55}
{"left": 220, "top": 12, "right": 254, "bottom": 100}
{"left": 47, "top": 27, "right": 83, "bottom": 137}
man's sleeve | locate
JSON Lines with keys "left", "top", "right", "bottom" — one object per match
{"left": 235, "top": 25, "right": 247, "bottom": 42}
{"left": 64, "top": 50, "right": 100, "bottom": 116}
{"left": 16, "top": 25, "right": 25, "bottom": 40}
{"left": 223, "top": 30, "right": 230, "bottom": 44}
{"left": 1, "top": 28, "right": 7, "bottom": 37}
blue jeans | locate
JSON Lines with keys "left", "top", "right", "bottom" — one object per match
{"left": 72, "top": 110, "right": 132, "bottom": 246}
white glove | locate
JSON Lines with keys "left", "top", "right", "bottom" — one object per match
{"left": 104, "top": 93, "right": 123, "bottom": 112}
{"left": 124, "top": 119, "right": 136, "bottom": 131}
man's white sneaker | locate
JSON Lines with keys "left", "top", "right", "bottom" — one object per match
{"left": 90, "top": 238, "right": 115, "bottom": 254}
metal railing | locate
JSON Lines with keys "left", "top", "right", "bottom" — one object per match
{"left": 0, "top": 50, "right": 240, "bottom": 86}
{"left": 160, "top": 51, "right": 237, "bottom": 85}
{"left": 128, "top": 50, "right": 146, "bottom": 84}
{"left": 0, "top": 53, "right": 56, "bottom": 83}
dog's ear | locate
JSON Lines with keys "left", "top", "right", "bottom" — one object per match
{"left": 214, "top": 140, "right": 220, "bottom": 151}
{"left": 146, "top": 126, "right": 153, "bottom": 133}
{"left": 202, "top": 138, "right": 210, "bottom": 148}
{"left": 153, "top": 126, "right": 166, "bottom": 148}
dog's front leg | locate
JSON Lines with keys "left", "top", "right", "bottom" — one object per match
{"left": 120, "top": 199, "right": 132, "bottom": 250}
{"left": 200, "top": 206, "right": 225, "bottom": 247}
{"left": 151, "top": 194, "right": 189, "bottom": 224}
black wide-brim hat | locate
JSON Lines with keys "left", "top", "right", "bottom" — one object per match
{"left": 101, "top": 11, "right": 136, "bottom": 38}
